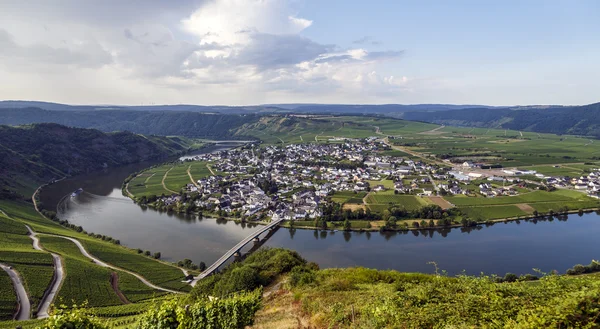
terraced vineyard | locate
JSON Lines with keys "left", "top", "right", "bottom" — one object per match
{"left": 0, "top": 251, "right": 54, "bottom": 311}
{"left": 81, "top": 239, "right": 190, "bottom": 292}
{"left": 39, "top": 236, "right": 123, "bottom": 307}
{"left": 0, "top": 271, "right": 16, "bottom": 321}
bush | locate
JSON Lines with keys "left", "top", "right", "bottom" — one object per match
{"left": 38, "top": 304, "right": 108, "bottom": 329}
{"left": 138, "top": 290, "right": 262, "bottom": 329}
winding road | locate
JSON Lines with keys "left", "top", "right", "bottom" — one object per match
{"left": 0, "top": 263, "right": 30, "bottom": 320}
{"left": 37, "top": 233, "right": 184, "bottom": 294}
{"left": 25, "top": 225, "right": 64, "bottom": 319}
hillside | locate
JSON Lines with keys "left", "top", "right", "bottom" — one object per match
{"left": 0, "top": 123, "right": 191, "bottom": 198}
{"left": 0, "top": 108, "right": 259, "bottom": 138}
{"left": 403, "top": 102, "right": 600, "bottom": 137}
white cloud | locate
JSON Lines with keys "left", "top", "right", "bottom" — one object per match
{"left": 0, "top": 0, "right": 409, "bottom": 105}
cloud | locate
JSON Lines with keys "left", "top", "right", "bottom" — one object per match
{"left": 352, "top": 36, "right": 381, "bottom": 46}
{"left": 0, "top": 29, "right": 112, "bottom": 69}
{"left": 0, "top": 0, "right": 408, "bottom": 104}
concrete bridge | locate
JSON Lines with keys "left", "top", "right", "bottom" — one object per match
{"left": 190, "top": 218, "right": 284, "bottom": 286}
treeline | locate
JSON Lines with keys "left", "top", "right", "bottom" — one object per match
{"left": 0, "top": 107, "right": 258, "bottom": 138}
{"left": 0, "top": 123, "right": 189, "bottom": 198}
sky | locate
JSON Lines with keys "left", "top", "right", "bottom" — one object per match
{"left": 0, "top": 0, "right": 598, "bottom": 106}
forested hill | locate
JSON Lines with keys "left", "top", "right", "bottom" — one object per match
{"left": 0, "top": 107, "right": 258, "bottom": 138}
{"left": 0, "top": 123, "right": 190, "bottom": 199}
{"left": 403, "top": 102, "right": 600, "bottom": 137}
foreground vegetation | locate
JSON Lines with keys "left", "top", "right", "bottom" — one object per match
{"left": 20, "top": 248, "right": 600, "bottom": 328}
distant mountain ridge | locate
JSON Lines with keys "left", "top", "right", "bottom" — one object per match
{"left": 0, "top": 100, "right": 495, "bottom": 114}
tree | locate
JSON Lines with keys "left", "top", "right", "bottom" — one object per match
{"left": 153, "top": 252, "right": 161, "bottom": 259}
{"left": 199, "top": 261, "right": 207, "bottom": 272}
{"left": 503, "top": 273, "right": 518, "bottom": 283}
{"left": 343, "top": 219, "right": 351, "bottom": 231}
{"left": 144, "top": 250, "right": 151, "bottom": 256}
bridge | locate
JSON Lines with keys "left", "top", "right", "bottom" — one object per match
{"left": 190, "top": 218, "right": 284, "bottom": 286}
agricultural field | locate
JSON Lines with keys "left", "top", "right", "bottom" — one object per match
{"left": 0, "top": 251, "right": 55, "bottom": 311}
{"left": 330, "top": 191, "right": 366, "bottom": 204}
{"left": 39, "top": 236, "right": 123, "bottom": 307}
{"left": 383, "top": 122, "right": 600, "bottom": 167}
{"left": 0, "top": 271, "right": 16, "bottom": 321}
{"left": 366, "top": 194, "right": 434, "bottom": 211}
{"left": 127, "top": 165, "right": 173, "bottom": 197}
{"left": 163, "top": 165, "right": 192, "bottom": 192}
{"left": 459, "top": 205, "right": 528, "bottom": 220}
{"left": 188, "top": 161, "right": 214, "bottom": 181}
{"left": 114, "top": 269, "right": 167, "bottom": 303}
{"left": 81, "top": 239, "right": 190, "bottom": 292}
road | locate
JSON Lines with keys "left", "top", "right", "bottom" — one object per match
{"left": 24, "top": 225, "right": 64, "bottom": 319}
{"left": 0, "top": 263, "right": 30, "bottom": 321}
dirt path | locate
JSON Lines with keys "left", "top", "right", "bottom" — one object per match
{"left": 110, "top": 272, "right": 131, "bottom": 304}
{"left": 39, "top": 232, "right": 184, "bottom": 294}
{"left": 516, "top": 203, "right": 535, "bottom": 213}
{"left": 206, "top": 163, "right": 216, "bottom": 176}
{"left": 429, "top": 196, "right": 454, "bottom": 210}
{"left": 419, "top": 124, "right": 446, "bottom": 135}
{"left": 124, "top": 181, "right": 135, "bottom": 198}
{"left": 382, "top": 137, "right": 446, "bottom": 166}
{"left": 161, "top": 167, "right": 178, "bottom": 194}
{"left": 0, "top": 263, "right": 30, "bottom": 321}
{"left": 186, "top": 165, "right": 199, "bottom": 186}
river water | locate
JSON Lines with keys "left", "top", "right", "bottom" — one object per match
{"left": 40, "top": 144, "right": 600, "bottom": 276}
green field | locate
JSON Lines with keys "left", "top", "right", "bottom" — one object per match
{"left": 128, "top": 165, "right": 173, "bottom": 197}
{"left": 331, "top": 191, "right": 367, "bottom": 204}
{"left": 445, "top": 190, "right": 596, "bottom": 207}
{"left": 365, "top": 194, "right": 433, "bottom": 211}
{"left": 188, "top": 161, "right": 214, "bottom": 181}
{"left": 163, "top": 165, "right": 192, "bottom": 192}
{"left": 460, "top": 205, "right": 528, "bottom": 220}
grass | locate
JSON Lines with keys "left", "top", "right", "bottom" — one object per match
{"left": 255, "top": 266, "right": 600, "bottom": 328}
{"left": 39, "top": 236, "right": 123, "bottom": 307}
{"left": 445, "top": 190, "right": 593, "bottom": 207}
{"left": 0, "top": 270, "right": 16, "bottom": 321}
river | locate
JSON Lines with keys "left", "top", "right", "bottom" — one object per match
{"left": 40, "top": 144, "right": 600, "bottom": 276}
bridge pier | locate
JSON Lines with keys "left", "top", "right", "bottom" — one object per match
{"left": 253, "top": 237, "right": 260, "bottom": 243}
{"left": 234, "top": 250, "right": 242, "bottom": 258}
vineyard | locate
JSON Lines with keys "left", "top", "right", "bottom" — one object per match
{"left": 39, "top": 236, "right": 123, "bottom": 307}
{"left": 114, "top": 270, "right": 167, "bottom": 303}
{"left": 0, "top": 271, "right": 16, "bottom": 321}
{"left": 81, "top": 239, "right": 190, "bottom": 292}
{"left": 0, "top": 250, "right": 56, "bottom": 311}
